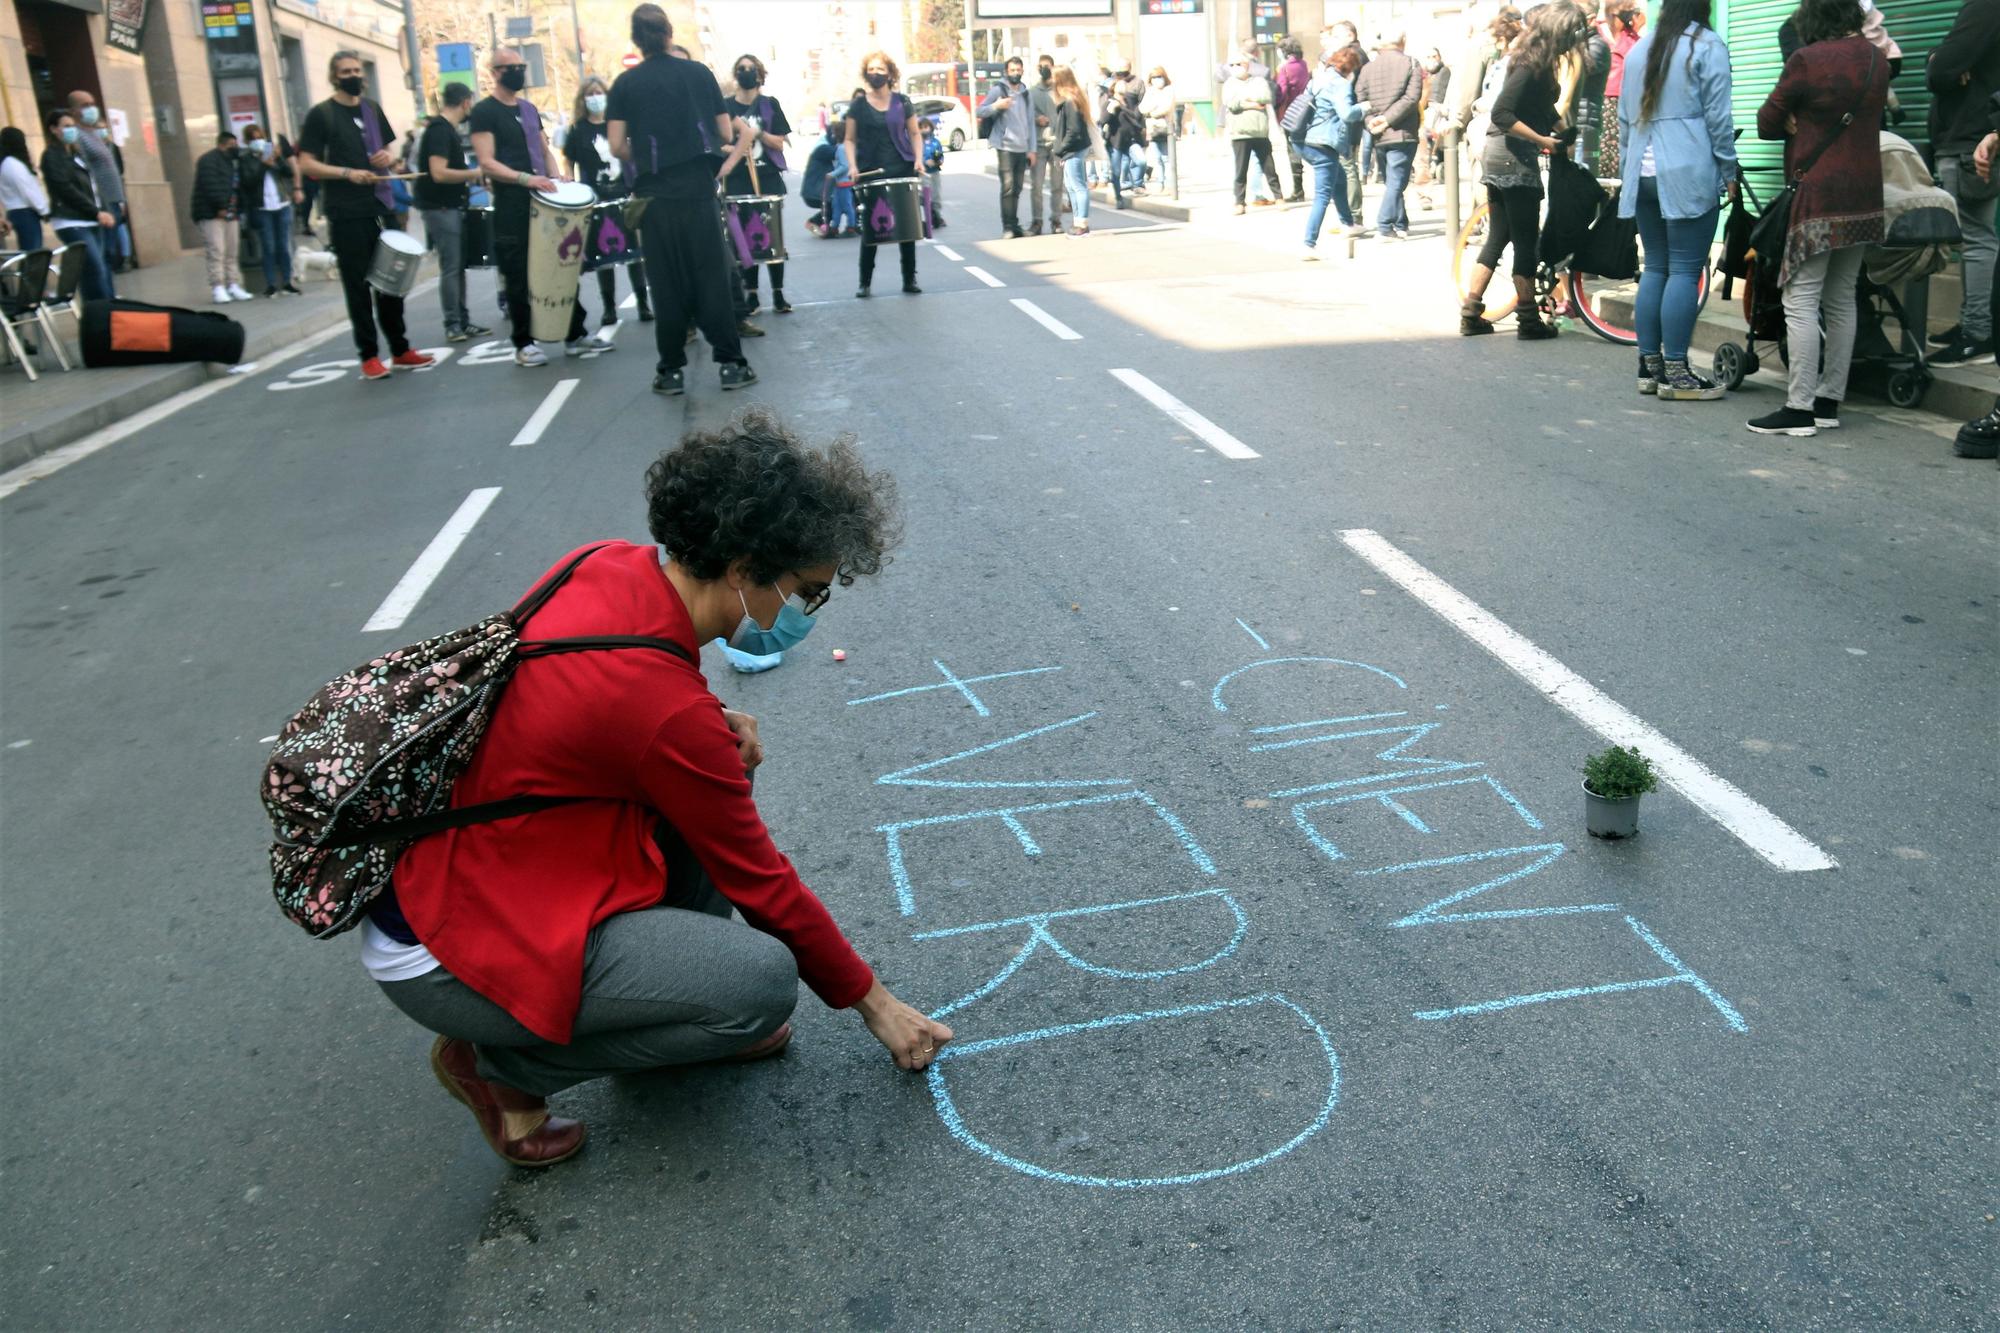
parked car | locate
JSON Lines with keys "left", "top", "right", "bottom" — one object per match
{"left": 912, "top": 96, "right": 973, "bottom": 152}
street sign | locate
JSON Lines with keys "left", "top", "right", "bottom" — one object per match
{"left": 1251, "top": 0, "right": 1287, "bottom": 37}
{"left": 436, "top": 41, "right": 473, "bottom": 73}
{"left": 621, "top": 51, "right": 640, "bottom": 68}
{"left": 504, "top": 15, "right": 534, "bottom": 39}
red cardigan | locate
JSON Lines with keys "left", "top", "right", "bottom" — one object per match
{"left": 1758, "top": 35, "right": 1888, "bottom": 282}
{"left": 393, "top": 542, "right": 875, "bottom": 1042}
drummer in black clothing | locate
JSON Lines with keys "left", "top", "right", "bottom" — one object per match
{"left": 607, "top": 4, "right": 757, "bottom": 396}
{"left": 844, "top": 52, "right": 923, "bottom": 298}
{"left": 469, "top": 46, "right": 560, "bottom": 367}
{"left": 295, "top": 49, "right": 435, "bottom": 381}
{"left": 414, "top": 82, "right": 488, "bottom": 344}
{"left": 723, "top": 54, "right": 792, "bottom": 315}
{"left": 566, "top": 75, "right": 653, "bottom": 329}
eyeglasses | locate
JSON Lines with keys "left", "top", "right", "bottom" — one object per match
{"left": 797, "top": 583, "right": 833, "bottom": 616}
{"left": 495, "top": 63, "right": 527, "bottom": 74}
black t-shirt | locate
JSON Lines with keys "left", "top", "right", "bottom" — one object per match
{"left": 413, "top": 116, "right": 468, "bottom": 211}
{"left": 470, "top": 95, "right": 535, "bottom": 176}
{"left": 606, "top": 54, "right": 726, "bottom": 198}
{"left": 298, "top": 97, "right": 396, "bottom": 219}
{"left": 723, "top": 93, "right": 792, "bottom": 196}
{"left": 564, "top": 120, "right": 630, "bottom": 197}
{"left": 846, "top": 94, "right": 916, "bottom": 178}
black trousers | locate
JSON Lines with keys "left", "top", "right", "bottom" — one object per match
{"left": 996, "top": 149, "right": 1029, "bottom": 229}
{"left": 328, "top": 214, "right": 408, "bottom": 360}
{"left": 859, "top": 240, "right": 916, "bottom": 287}
{"left": 742, "top": 260, "right": 785, "bottom": 294}
{"left": 1477, "top": 183, "right": 1542, "bottom": 279}
{"left": 638, "top": 193, "right": 744, "bottom": 372}
{"left": 1231, "top": 137, "right": 1282, "bottom": 205}
{"left": 493, "top": 188, "right": 534, "bottom": 348}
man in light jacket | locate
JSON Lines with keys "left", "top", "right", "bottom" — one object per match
{"left": 1026, "top": 55, "right": 1065, "bottom": 234}
{"left": 66, "top": 90, "right": 127, "bottom": 266}
{"left": 1355, "top": 32, "right": 1423, "bottom": 239}
{"left": 978, "top": 57, "right": 1037, "bottom": 239}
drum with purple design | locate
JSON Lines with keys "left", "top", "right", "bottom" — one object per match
{"left": 724, "top": 194, "right": 787, "bottom": 264}
{"left": 583, "top": 201, "right": 639, "bottom": 270}
{"left": 856, "top": 178, "right": 924, "bottom": 245}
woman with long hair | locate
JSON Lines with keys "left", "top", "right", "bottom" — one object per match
{"left": 722, "top": 53, "right": 794, "bottom": 314}
{"left": 0, "top": 126, "right": 48, "bottom": 251}
{"left": 1299, "top": 45, "right": 1370, "bottom": 257}
{"left": 1616, "top": 0, "right": 1736, "bottom": 400}
{"left": 1600, "top": 0, "right": 1646, "bottom": 177}
{"left": 843, "top": 52, "right": 921, "bottom": 297}
{"left": 1460, "top": 2, "right": 1589, "bottom": 339}
{"left": 566, "top": 75, "right": 652, "bottom": 331}
{"left": 1747, "top": 0, "right": 1889, "bottom": 436}
{"left": 238, "top": 123, "right": 303, "bottom": 296}
{"left": 1051, "top": 66, "right": 1095, "bottom": 235}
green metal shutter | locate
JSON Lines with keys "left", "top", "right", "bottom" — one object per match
{"left": 1881, "top": 0, "right": 1965, "bottom": 162}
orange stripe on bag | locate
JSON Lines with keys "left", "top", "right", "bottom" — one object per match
{"left": 110, "top": 310, "right": 173, "bottom": 353}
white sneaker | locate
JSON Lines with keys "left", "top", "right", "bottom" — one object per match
{"left": 212, "top": 284, "right": 231, "bottom": 305}
{"left": 226, "top": 283, "right": 253, "bottom": 301}
{"left": 563, "top": 331, "right": 616, "bottom": 357}
{"left": 1301, "top": 245, "right": 1320, "bottom": 261}
{"left": 515, "top": 344, "right": 548, "bottom": 367}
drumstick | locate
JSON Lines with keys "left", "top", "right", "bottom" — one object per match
{"left": 853, "top": 168, "right": 887, "bottom": 180}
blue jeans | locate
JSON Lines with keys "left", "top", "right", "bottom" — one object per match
{"left": 1061, "top": 155, "right": 1091, "bottom": 222}
{"left": 1107, "top": 146, "right": 1131, "bottom": 201}
{"left": 254, "top": 206, "right": 294, "bottom": 288}
{"left": 1375, "top": 142, "right": 1414, "bottom": 234}
{"left": 1300, "top": 143, "right": 1353, "bottom": 246}
{"left": 6, "top": 207, "right": 41, "bottom": 250}
{"left": 1633, "top": 177, "right": 1717, "bottom": 360}
{"left": 53, "top": 223, "right": 114, "bottom": 301}
{"left": 828, "top": 185, "right": 856, "bottom": 232}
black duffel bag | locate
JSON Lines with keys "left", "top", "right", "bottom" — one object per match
{"left": 80, "top": 298, "right": 246, "bottom": 368}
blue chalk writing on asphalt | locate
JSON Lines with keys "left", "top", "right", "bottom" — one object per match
{"left": 925, "top": 994, "right": 1342, "bottom": 1188}
{"left": 1251, "top": 720, "right": 1485, "bottom": 789}
{"left": 1253, "top": 710, "right": 1411, "bottom": 734}
{"left": 1288, "top": 774, "right": 1544, "bottom": 861}
{"left": 879, "top": 789, "right": 1219, "bottom": 916}
{"left": 1235, "top": 618, "right": 1272, "bottom": 651}
{"left": 875, "top": 711, "right": 1134, "bottom": 791}
{"left": 846, "top": 662, "right": 1063, "bottom": 713}
{"left": 1372, "top": 843, "right": 1618, "bottom": 927}
{"left": 1412, "top": 915, "right": 1749, "bottom": 1032}
{"left": 1211, "top": 657, "right": 1408, "bottom": 713}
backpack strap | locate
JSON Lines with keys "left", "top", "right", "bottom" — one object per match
{"left": 509, "top": 542, "right": 620, "bottom": 624}
{"left": 519, "top": 634, "right": 694, "bottom": 661}
{"left": 319, "top": 794, "right": 577, "bottom": 848}
{"left": 1789, "top": 46, "right": 1876, "bottom": 184}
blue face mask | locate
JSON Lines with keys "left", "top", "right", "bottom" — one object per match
{"left": 60, "top": 126, "right": 80, "bottom": 145}
{"left": 728, "top": 585, "right": 816, "bottom": 655}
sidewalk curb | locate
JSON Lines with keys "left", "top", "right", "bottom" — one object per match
{"left": 0, "top": 256, "right": 437, "bottom": 476}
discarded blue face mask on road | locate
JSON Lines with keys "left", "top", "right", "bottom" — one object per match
{"left": 729, "top": 587, "right": 816, "bottom": 656}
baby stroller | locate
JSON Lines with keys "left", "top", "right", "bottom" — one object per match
{"left": 1712, "top": 132, "right": 1960, "bottom": 410}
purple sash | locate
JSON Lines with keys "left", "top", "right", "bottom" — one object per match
{"left": 517, "top": 100, "right": 548, "bottom": 176}
{"left": 756, "top": 96, "right": 788, "bottom": 173}
{"left": 883, "top": 93, "right": 916, "bottom": 167}
{"left": 358, "top": 101, "right": 394, "bottom": 213}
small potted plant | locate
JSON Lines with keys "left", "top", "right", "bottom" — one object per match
{"left": 1582, "top": 745, "right": 1657, "bottom": 839}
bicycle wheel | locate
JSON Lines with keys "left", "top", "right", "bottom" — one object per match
{"left": 1453, "top": 202, "right": 1519, "bottom": 322}
{"left": 1571, "top": 264, "right": 1711, "bottom": 346}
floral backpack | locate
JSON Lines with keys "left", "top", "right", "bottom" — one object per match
{"left": 260, "top": 544, "right": 692, "bottom": 938}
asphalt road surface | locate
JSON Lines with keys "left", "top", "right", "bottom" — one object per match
{"left": 2, "top": 164, "right": 1995, "bottom": 1331}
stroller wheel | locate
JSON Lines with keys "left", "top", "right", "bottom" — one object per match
{"left": 1886, "top": 369, "right": 1928, "bottom": 410}
{"left": 1743, "top": 354, "right": 1761, "bottom": 377}
{"left": 1712, "top": 342, "right": 1749, "bottom": 390}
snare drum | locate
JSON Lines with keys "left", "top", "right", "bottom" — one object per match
{"left": 856, "top": 178, "right": 925, "bottom": 245}
{"left": 583, "top": 201, "right": 638, "bottom": 271}
{"left": 461, "top": 204, "right": 495, "bottom": 268}
{"left": 526, "top": 182, "right": 596, "bottom": 343}
{"left": 724, "top": 195, "right": 787, "bottom": 264}
{"left": 365, "top": 229, "right": 425, "bottom": 296}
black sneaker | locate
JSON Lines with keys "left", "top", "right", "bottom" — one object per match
{"left": 445, "top": 326, "right": 471, "bottom": 343}
{"left": 719, "top": 361, "right": 757, "bottom": 391}
{"left": 1952, "top": 401, "right": 2000, "bottom": 459}
{"left": 771, "top": 291, "right": 792, "bottom": 313}
{"left": 1930, "top": 338, "right": 1995, "bottom": 367}
{"left": 1517, "top": 317, "right": 1558, "bottom": 341}
{"left": 743, "top": 294, "right": 761, "bottom": 315}
{"left": 1007, "top": 227, "right": 1026, "bottom": 239}
{"left": 1657, "top": 359, "right": 1725, "bottom": 401}
{"left": 652, "top": 367, "right": 685, "bottom": 396}
{"left": 263, "top": 285, "right": 277, "bottom": 298}
{"left": 1028, "top": 221, "right": 1043, "bottom": 235}
{"left": 1812, "top": 396, "right": 1841, "bottom": 429}
{"left": 902, "top": 280, "right": 922, "bottom": 294}
{"left": 1928, "top": 323, "right": 1962, "bottom": 347}
{"left": 462, "top": 322, "right": 493, "bottom": 338}
{"left": 1637, "top": 353, "right": 1662, "bottom": 395}
{"left": 856, "top": 284, "right": 871, "bottom": 299}
{"left": 282, "top": 283, "right": 303, "bottom": 296}
{"left": 1747, "top": 406, "right": 1817, "bottom": 437}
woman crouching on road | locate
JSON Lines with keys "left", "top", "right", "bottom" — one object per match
{"left": 372, "top": 409, "right": 951, "bottom": 1166}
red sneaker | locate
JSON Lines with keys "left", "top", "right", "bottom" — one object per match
{"left": 360, "top": 357, "right": 391, "bottom": 381}
{"left": 391, "top": 349, "right": 436, "bottom": 370}
{"left": 429, "top": 1036, "right": 587, "bottom": 1167}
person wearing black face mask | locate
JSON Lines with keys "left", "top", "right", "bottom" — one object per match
{"left": 1025, "top": 57, "right": 1064, "bottom": 234}
{"left": 471, "top": 46, "right": 562, "bottom": 366}
{"left": 297, "top": 50, "right": 435, "bottom": 380}
{"left": 722, "top": 53, "right": 794, "bottom": 315}
{"left": 977, "top": 56, "right": 1036, "bottom": 238}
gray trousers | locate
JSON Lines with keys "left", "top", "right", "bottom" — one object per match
{"left": 421, "top": 207, "right": 468, "bottom": 333}
{"left": 1782, "top": 244, "right": 1866, "bottom": 410}
{"left": 378, "top": 829, "right": 798, "bottom": 1097}
{"left": 1026, "top": 140, "right": 1063, "bottom": 225}
{"left": 1938, "top": 156, "right": 1996, "bottom": 343}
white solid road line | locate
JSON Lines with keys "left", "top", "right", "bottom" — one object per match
{"left": 509, "top": 379, "right": 579, "bottom": 447}
{"left": 932, "top": 243, "right": 965, "bottom": 262}
{"left": 362, "top": 488, "right": 503, "bottom": 633}
{"left": 1338, "top": 528, "right": 1839, "bottom": 873}
{"left": 964, "top": 265, "right": 1006, "bottom": 288}
{"left": 1109, "top": 368, "right": 1260, "bottom": 461}
{"left": 1010, "top": 298, "right": 1082, "bottom": 340}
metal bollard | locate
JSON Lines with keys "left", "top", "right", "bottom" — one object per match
{"left": 1169, "top": 133, "right": 1180, "bottom": 201}
{"left": 1444, "top": 128, "right": 1461, "bottom": 257}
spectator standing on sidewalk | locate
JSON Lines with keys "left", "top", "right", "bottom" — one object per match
{"left": 1558, "top": 2, "right": 1614, "bottom": 172}
{"left": 1355, "top": 32, "right": 1422, "bottom": 239}
{"left": 1224, "top": 57, "right": 1283, "bottom": 215}
{"left": 1300, "top": 45, "right": 1370, "bottom": 257}
{"left": 1922, "top": 0, "right": 1999, "bottom": 368}
{"left": 1141, "top": 69, "right": 1176, "bottom": 190}
{"left": 1601, "top": 1, "right": 1644, "bottom": 177}
{"left": 1323, "top": 23, "right": 1370, "bottom": 220}
{"left": 1459, "top": 3, "right": 1588, "bottom": 341}
{"left": 1103, "top": 66, "right": 1147, "bottom": 206}
{"left": 192, "top": 132, "right": 251, "bottom": 304}
{"left": 1617, "top": 0, "right": 1736, "bottom": 401}
{"left": 1028, "top": 56, "right": 1064, "bottom": 235}
{"left": 40, "top": 111, "right": 115, "bottom": 301}
{"left": 416, "top": 83, "right": 488, "bottom": 343}
{"left": 1952, "top": 103, "right": 1998, "bottom": 460}
{"left": 979, "top": 57, "right": 1037, "bottom": 239}
{"left": 1449, "top": 7, "right": 1524, "bottom": 190}
{"left": 0, "top": 128, "right": 49, "bottom": 251}
{"left": 1051, "top": 66, "right": 1095, "bottom": 235}
{"left": 1274, "top": 38, "right": 1313, "bottom": 203}
{"left": 65, "top": 91, "right": 126, "bottom": 272}
{"left": 238, "top": 124, "right": 302, "bottom": 297}
{"left": 1417, "top": 49, "right": 1451, "bottom": 195}
{"left": 1746, "top": 0, "right": 1889, "bottom": 437}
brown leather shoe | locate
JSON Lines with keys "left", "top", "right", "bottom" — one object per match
{"left": 717, "top": 1021, "right": 792, "bottom": 1064}
{"left": 429, "top": 1037, "right": 587, "bottom": 1168}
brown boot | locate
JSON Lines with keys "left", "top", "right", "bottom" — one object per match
{"left": 1460, "top": 298, "right": 1494, "bottom": 336}
{"left": 429, "top": 1036, "right": 587, "bottom": 1168}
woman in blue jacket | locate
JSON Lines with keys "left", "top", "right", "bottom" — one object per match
{"left": 1300, "top": 45, "right": 1371, "bottom": 257}
{"left": 1617, "top": 0, "right": 1737, "bottom": 400}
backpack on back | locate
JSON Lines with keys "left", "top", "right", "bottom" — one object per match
{"left": 260, "top": 544, "right": 691, "bottom": 938}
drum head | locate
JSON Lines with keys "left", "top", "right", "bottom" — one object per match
{"left": 377, "top": 229, "right": 424, "bottom": 255}
{"left": 535, "top": 182, "right": 596, "bottom": 209}
{"left": 724, "top": 194, "right": 784, "bottom": 205}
